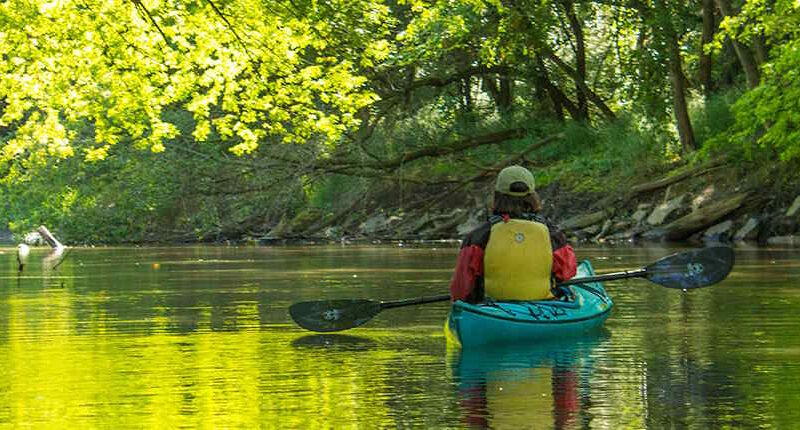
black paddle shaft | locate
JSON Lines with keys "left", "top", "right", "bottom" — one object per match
{"left": 380, "top": 264, "right": 688, "bottom": 310}
{"left": 380, "top": 294, "right": 451, "bottom": 309}
{"left": 378, "top": 269, "right": 648, "bottom": 309}
{"left": 376, "top": 266, "right": 682, "bottom": 310}
{"left": 558, "top": 268, "right": 647, "bottom": 286}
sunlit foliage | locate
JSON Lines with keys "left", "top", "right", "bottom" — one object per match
{"left": 716, "top": 0, "right": 800, "bottom": 161}
{"left": 0, "top": 0, "right": 384, "bottom": 169}
{"left": 1, "top": 0, "right": 799, "bottom": 241}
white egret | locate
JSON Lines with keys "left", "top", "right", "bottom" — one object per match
{"left": 17, "top": 243, "right": 30, "bottom": 272}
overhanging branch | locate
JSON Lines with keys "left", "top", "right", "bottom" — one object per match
{"left": 318, "top": 127, "right": 527, "bottom": 171}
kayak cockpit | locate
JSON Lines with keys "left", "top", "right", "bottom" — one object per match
{"left": 446, "top": 260, "right": 613, "bottom": 348}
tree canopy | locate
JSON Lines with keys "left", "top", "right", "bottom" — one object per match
{"left": 1, "top": 0, "right": 797, "bottom": 241}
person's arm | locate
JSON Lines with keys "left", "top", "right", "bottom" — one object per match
{"left": 549, "top": 223, "right": 577, "bottom": 281}
{"left": 449, "top": 222, "right": 491, "bottom": 303}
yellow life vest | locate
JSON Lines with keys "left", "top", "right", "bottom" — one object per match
{"left": 483, "top": 219, "right": 553, "bottom": 300}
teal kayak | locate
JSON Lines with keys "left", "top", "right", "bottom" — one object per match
{"left": 446, "top": 260, "right": 612, "bottom": 348}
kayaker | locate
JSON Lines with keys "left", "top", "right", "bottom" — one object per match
{"left": 450, "top": 165, "right": 577, "bottom": 303}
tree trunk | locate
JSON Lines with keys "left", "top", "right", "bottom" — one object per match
{"left": 562, "top": 0, "right": 588, "bottom": 120}
{"left": 482, "top": 76, "right": 499, "bottom": 105}
{"left": 699, "top": 0, "right": 715, "bottom": 98}
{"left": 532, "top": 64, "right": 560, "bottom": 119}
{"left": 403, "top": 66, "right": 415, "bottom": 112}
{"left": 716, "top": 0, "right": 760, "bottom": 88}
{"left": 543, "top": 49, "right": 616, "bottom": 121}
{"left": 729, "top": 37, "right": 761, "bottom": 88}
{"left": 535, "top": 56, "right": 579, "bottom": 120}
{"left": 482, "top": 75, "right": 512, "bottom": 113}
{"left": 498, "top": 77, "right": 513, "bottom": 112}
{"left": 667, "top": 32, "right": 697, "bottom": 152}
{"left": 462, "top": 77, "right": 473, "bottom": 112}
{"left": 720, "top": 39, "right": 738, "bottom": 87}
{"left": 551, "top": 95, "right": 565, "bottom": 122}
{"left": 544, "top": 80, "right": 579, "bottom": 120}
{"left": 753, "top": 35, "right": 768, "bottom": 64}
{"left": 511, "top": 2, "right": 612, "bottom": 121}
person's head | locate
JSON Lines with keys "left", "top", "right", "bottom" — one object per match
{"left": 492, "top": 165, "right": 542, "bottom": 216}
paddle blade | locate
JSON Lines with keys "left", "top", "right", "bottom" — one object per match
{"left": 644, "top": 246, "right": 734, "bottom": 289}
{"left": 289, "top": 299, "right": 382, "bottom": 332}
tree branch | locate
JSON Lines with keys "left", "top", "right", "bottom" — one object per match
{"left": 542, "top": 48, "right": 616, "bottom": 121}
{"left": 319, "top": 127, "right": 527, "bottom": 171}
{"left": 380, "top": 66, "right": 507, "bottom": 98}
{"left": 204, "top": 0, "right": 252, "bottom": 58}
{"left": 404, "top": 133, "right": 564, "bottom": 212}
{"left": 130, "top": 0, "right": 173, "bottom": 48}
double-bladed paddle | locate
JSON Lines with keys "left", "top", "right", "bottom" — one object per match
{"left": 289, "top": 246, "right": 734, "bottom": 333}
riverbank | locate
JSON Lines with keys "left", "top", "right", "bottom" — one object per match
{"left": 259, "top": 158, "right": 800, "bottom": 248}
{"left": 11, "top": 155, "right": 798, "bottom": 249}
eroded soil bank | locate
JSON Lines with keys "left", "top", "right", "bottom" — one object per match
{"left": 260, "top": 159, "right": 800, "bottom": 248}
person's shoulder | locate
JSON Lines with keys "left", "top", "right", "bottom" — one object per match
{"left": 532, "top": 213, "right": 570, "bottom": 247}
{"left": 523, "top": 213, "right": 567, "bottom": 235}
{"left": 522, "top": 212, "right": 555, "bottom": 226}
{"left": 460, "top": 220, "right": 493, "bottom": 248}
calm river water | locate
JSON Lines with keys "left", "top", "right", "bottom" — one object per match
{"left": 0, "top": 244, "right": 798, "bottom": 428}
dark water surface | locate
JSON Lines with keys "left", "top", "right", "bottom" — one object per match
{"left": 1, "top": 245, "right": 798, "bottom": 428}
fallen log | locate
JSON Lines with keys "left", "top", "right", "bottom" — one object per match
{"left": 17, "top": 226, "right": 67, "bottom": 274}
{"left": 659, "top": 193, "right": 748, "bottom": 240}
{"left": 37, "top": 225, "right": 65, "bottom": 250}
{"left": 591, "top": 160, "right": 725, "bottom": 212}
{"left": 561, "top": 210, "right": 608, "bottom": 230}
{"left": 630, "top": 160, "right": 723, "bottom": 194}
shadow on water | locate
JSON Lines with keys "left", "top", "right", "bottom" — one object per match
{"left": 450, "top": 332, "right": 610, "bottom": 429}
{"left": 291, "top": 334, "right": 377, "bottom": 351}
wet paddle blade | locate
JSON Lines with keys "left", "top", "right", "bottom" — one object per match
{"left": 289, "top": 299, "right": 383, "bottom": 332}
{"left": 644, "top": 246, "right": 734, "bottom": 289}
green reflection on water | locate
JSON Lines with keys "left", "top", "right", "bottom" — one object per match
{"left": 0, "top": 245, "right": 799, "bottom": 428}
{"left": 450, "top": 335, "right": 608, "bottom": 429}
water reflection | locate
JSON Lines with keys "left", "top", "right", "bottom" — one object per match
{"left": 2, "top": 245, "right": 800, "bottom": 428}
{"left": 451, "top": 335, "right": 608, "bottom": 429}
{"left": 292, "top": 334, "right": 377, "bottom": 351}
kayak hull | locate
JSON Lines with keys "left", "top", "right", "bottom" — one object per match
{"left": 446, "top": 260, "right": 612, "bottom": 348}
